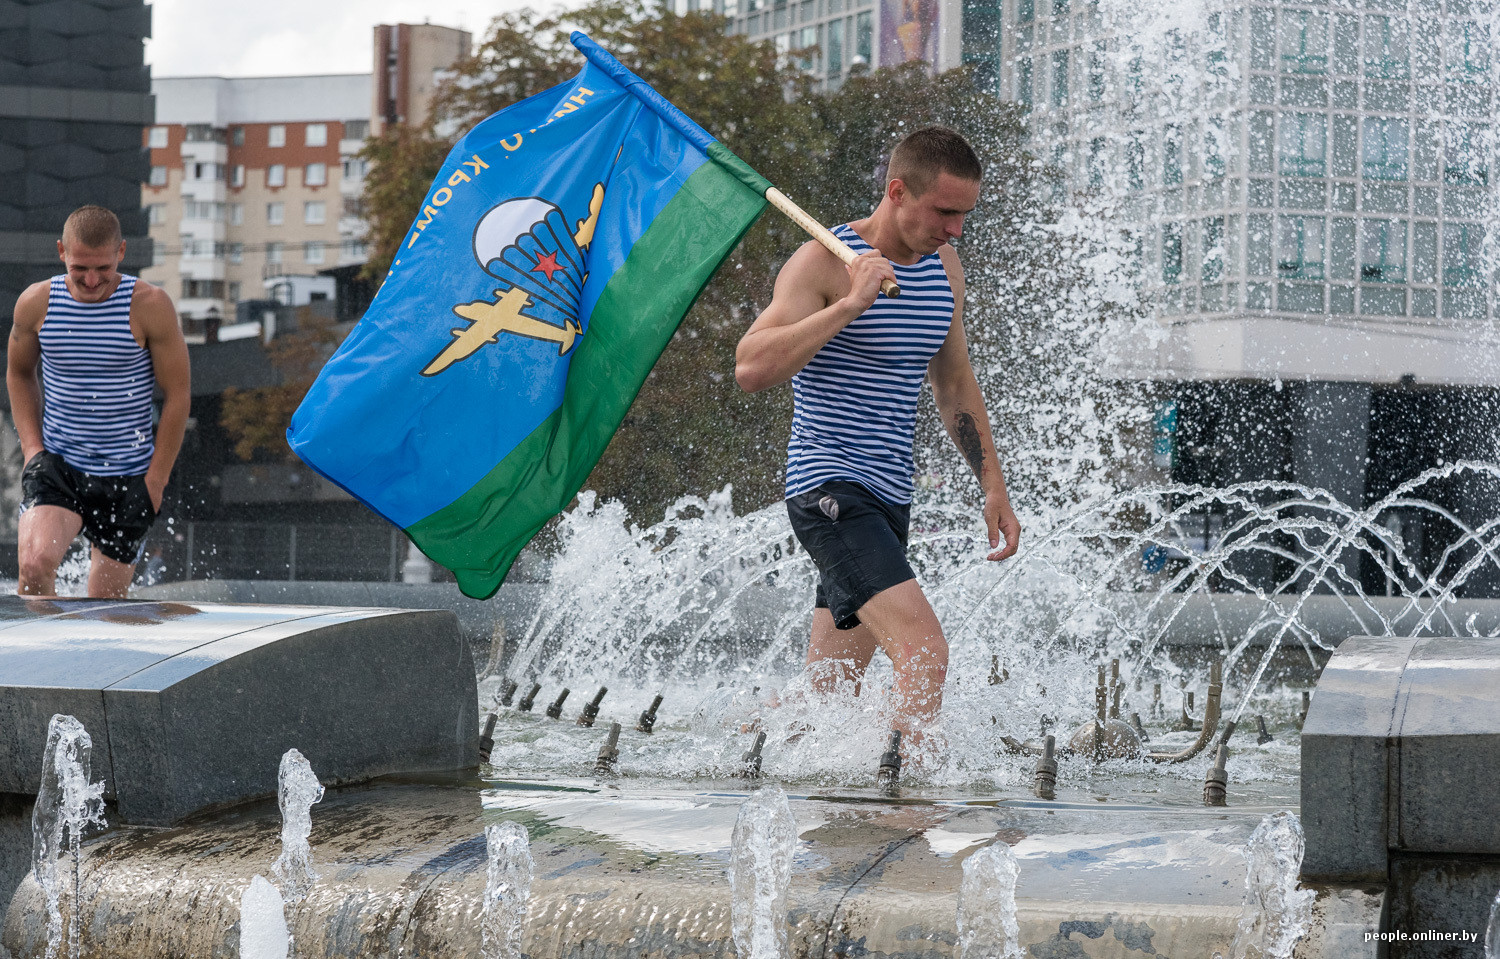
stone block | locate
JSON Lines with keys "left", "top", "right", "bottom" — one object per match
{"left": 0, "top": 596, "right": 477, "bottom": 826}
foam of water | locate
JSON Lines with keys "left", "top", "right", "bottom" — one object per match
{"left": 956, "top": 842, "right": 1024, "bottom": 959}
{"left": 482, "top": 821, "right": 534, "bottom": 959}
{"left": 1224, "top": 812, "right": 1316, "bottom": 959}
{"left": 1487, "top": 886, "right": 1500, "bottom": 959}
{"left": 728, "top": 785, "right": 797, "bottom": 959}
{"left": 239, "top": 874, "right": 290, "bottom": 959}
{"left": 270, "top": 748, "right": 324, "bottom": 904}
{"left": 31, "top": 714, "right": 107, "bottom": 959}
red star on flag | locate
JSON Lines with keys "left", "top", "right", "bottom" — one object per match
{"left": 531, "top": 251, "right": 565, "bottom": 282}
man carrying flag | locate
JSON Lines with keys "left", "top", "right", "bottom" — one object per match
{"left": 289, "top": 34, "right": 776, "bottom": 599}
{"left": 734, "top": 126, "right": 1021, "bottom": 756}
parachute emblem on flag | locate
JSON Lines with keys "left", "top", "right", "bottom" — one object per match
{"left": 422, "top": 183, "right": 605, "bottom": 377}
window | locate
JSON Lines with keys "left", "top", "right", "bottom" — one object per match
{"left": 1362, "top": 118, "right": 1408, "bottom": 180}
{"left": 342, "top": 196, "right": 366, "bottom": 219}
{"left": 798, "top": 25, "right": 818, "bottom": 72}
{"left": 855, "top": 11, "right": 872, "bottom": 63}
{"left": 1018, "top": 0, "right": 1034, "bottom": 23}
{"left": 231, "top": 126, "right": 245, "bottom": 146}
{"left": 342, "top": 239, "right": 370, "bottom": 259}
{"left": 1279, "top": 113, "right": 1327, "bottom": 177}
{"left": 151, "top": 243, "right": 165, "bottom": 267}
{"left": 229, "top": 203, "right": 244, "bottom": 226}
{"left": 1281, "top": 10, "right": 1328, "bottom": 74}
{"left": 268, "top": 125, "right": 286, "bottom": 148}
{"left": 182, "top": 279, "right": 226, "bottom": 299}
{"left": 304, "top": 201, "right": 326, "bottom": 225}
{"left": 267, "top": 164, "right": 285, "bottom": 187}
{"left": 148, "top": 126, "right": 169, "bottom": 149}
{"left": 1163, "top": 127, "right": 1182, "bottom": 185}
{"left": 1202, "top": 217, "right": 1225, "bottom": 283}
{"left": 147, "top": 203, "right": 166, "bottom": 226}
{"left": 343, "top": 119, "right": 369, "bottom": 141}
{"left": 1052, "top": 0, "right": 1067, "bottom": 16}
{"left": 149, "top": 166, "right": 168, "bottom": 187}
{"left": 1127, "top": 134, "right": 1145, "bottom": 189}
{"left": 1444, "top": 223, "right": 1483, "bottom": 286}
{"left": 304, "top": 241, "right": 326, "bottom": 264}
{"left": 266, "top": 242, "right": 283, "bottom": 265}
{"left": 267, "top": 202, "right": 285, "bottom": 225}
{"left": 1361, "top": 219, "right": 1406, "bottom": 282}
{"left": 185, "top": 124, "right": 222, "bottom": 143}
{"left": 1016, "top": 58, "right": 1034, "bottom": 104}
{"left": 231, "top": 165, "right": 245, "bottom": 188}
{"left": 1088, "top": 137, "right": 1107, "bottom": 188}
{"left": 192, "top": 162, "right": 223, "bottom": 181}
{"left": 1162, "top": 223, "right": 1183, "bottom": 282}
{"left": 341, "top": 157, "right": 367, "bottom": 181}
{"left": 1278, "top": 215, "right": 1325, "bottom": 278}
{"left": 828, "top": 17, "right": 844, "bottom": 74}
{"left": 1444, "top": 124, "right": 1489, "bottom": 185}
{"left": 1051, "top": 50, "right": 1069, "bottom": 107}
{"left": 305, "top": 123, "right": 328, "bottom": 147}
{"left": 1364, "top": 16, "right": 1409, "bottom": 79}
{"left": 305, "top": 163, "right": 327, "bottom": 186}
{"left": 228, "top": 282, "right": 242, "bottom": 303}
{"left": 1087, "top": 42, "right": 1106, "bottom": 102}
{"left": 1449, "top": 21, "right": 1491, "bottom": 81}
{"left": 229, "top": 243, "right": 244, "bottom": 264}
{"left": 1203, "top": 120, "right": 1227, "bottom": 180}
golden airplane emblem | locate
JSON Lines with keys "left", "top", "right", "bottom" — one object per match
{"left": 422, "top": 185, "right": 606, "bottom": 378}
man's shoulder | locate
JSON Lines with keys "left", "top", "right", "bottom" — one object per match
{"left": 129, "top": 277, "right": 172, "bottom": 310}
{"left": 12, "top": 280, "right": 52, "bottom": 328}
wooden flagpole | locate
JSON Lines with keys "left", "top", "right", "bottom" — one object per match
{"left": 765, "top": 188, "right": 901, "bottom": 298}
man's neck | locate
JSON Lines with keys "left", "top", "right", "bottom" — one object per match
{"left": 851, "top": 202, "right": 919, "bottom": 265}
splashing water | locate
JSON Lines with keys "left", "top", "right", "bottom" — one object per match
{"left": 956, "top": 842, "right": 1024, "bottom": 959}
{"left": 239, "top": 874, "right": 290, "bottom": 959}
{"left": 1225, "top": 812, "right": 1316, "bottom": 959}
{"left": 728, "top": 785, "right": 797, "bottom": 959}
{"left": 1486, "top": 886, "right": 1500, "bottom": 959}
{"left": 270, "top": 748, "right": 324, "bottom": 904}
{"left": 31, "top": 714, "right": 107, "bottom": 959}
{"left": 482, "top": 821, "right": 534, "bottom": 959}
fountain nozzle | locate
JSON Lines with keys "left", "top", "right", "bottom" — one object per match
{"left": 1256, "top": 715, "right": 1273, "bottom": 745}
{"left": 498, "top": 678, "right": 518, "bottom": 707}
{"left": 877, "top": 730, "right": 902, "bottom": 796}
{"left": 637, "top": 693, "right": 663, "bottom": 734}
{"left": 740, "top": 731, "right": 766, "bottom": 779}
{"left": 1300, "top": 690, "right": 1311, "bottom": 727}
{"left": 578, "top": 686, "right": 608, "bottom": 727}
{"left": 1033, "top": 735, "right": 1057, "bottom": 800}
{"left": 595, "top": 722, "right": 621, "bottom": 775}
{"left": 545, "top": 688, "right": 571, "bottom": 719}
{"left": 988, "top": 655, "right": 1007, "bottom": 685}
{"left": 478, "top": 712, "right": 498, "bottom": 764}
{"left": 1204, "top": 742, "right": 1229, "bottom": 806}
{"left": 517, "top": 682, "right": 542, "bottom": 713}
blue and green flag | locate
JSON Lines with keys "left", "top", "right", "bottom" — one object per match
{"left": 287, "top": 33, "right": 771, "bottom": 599}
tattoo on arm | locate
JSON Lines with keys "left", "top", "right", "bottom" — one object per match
{"left": 954, "top": 411, "right": 987, "bottom": 480}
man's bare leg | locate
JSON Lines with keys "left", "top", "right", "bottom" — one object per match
{"left": 851, "top": 579, "right": 949, "bottom": 755}
{"left": 806, "top": 608, "right": 880, "bottom": 694}
{"left": 17, "top": 505, "right": 82, "bottom": 596}
{"left": 87, "top": 545, "right": 136, "bottom": 599}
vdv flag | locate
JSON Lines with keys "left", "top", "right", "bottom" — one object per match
{"left": 287, "top": 33, "right": 771, "bottom": 599}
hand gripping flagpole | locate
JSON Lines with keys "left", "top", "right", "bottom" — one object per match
{"left": 571, "top": 32, "right": 900, "bottom": 299}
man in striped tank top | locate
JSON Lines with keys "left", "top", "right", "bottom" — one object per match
{"left": 736, "top": 127, "right": 1019, "bottom": 757}
{"left": 8, "top": 205, "right": 190, "bottom": 598}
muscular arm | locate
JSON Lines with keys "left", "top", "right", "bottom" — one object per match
{"left": 928, "top": 246, "right": 1020, "bottom": 560}
{"left": 134, "top": 284, "right": 190, "bottom": 508}
{"left": 7, "top": 283, "right": 49, "bottom": 463}
{"left": 734, "top": 242, "right": 895, "bottom": 393}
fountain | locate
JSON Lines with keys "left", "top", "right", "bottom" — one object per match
{"left": 481, "top": 822, "right": 533, "bottom": 959}
{"left": 728, "top": 786, "right": 797, "bottom": 959}
{"left": 955, "top": 842, "right": 1023, "bottom": 959}
{"left": 29, "top": 717, "right": 104, "bottom": 959}
{"left": 270, "top": 749, "right": 324, "bottom": 905}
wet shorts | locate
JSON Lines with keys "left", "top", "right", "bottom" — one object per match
{"left": 20, "top": 451, "right": 157, "bottom": 565}
{"left": 786, "top": 480, "right": 915, "bottom": 631}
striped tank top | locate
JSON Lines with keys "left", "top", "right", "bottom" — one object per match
{"left": 39, "top": 274, "right": 156, "bottom": 476}
{"left": 785, "top": 225, "right": 955, "bottom": 505}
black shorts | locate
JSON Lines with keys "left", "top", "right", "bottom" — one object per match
{"left": 786, "top": 480, "right": 916, "bottom": 631}
{"left": 20, "top": 451, "right": 157, "bottom": 565}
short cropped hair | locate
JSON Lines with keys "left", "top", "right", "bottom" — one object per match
{"left": 886, "top": 126, "right": 982, "bottom": 197}
{"left": 62, "top": 205, "right": 122, "bottom": 249}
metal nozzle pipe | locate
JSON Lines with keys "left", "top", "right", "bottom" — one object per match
{"left": 1110, "top": 683, "right": 1122, "bottom": 720}
{"left": 1203, "top": 742, "right": 1229, "bottom": 806}
{"left": 877, "top": 730, "right": 902, "bottom": 796}
{"left": 498, "top": 678, "right": 519, "bottom": 708}
{"left": 637, "top": 693, "right": 663, "bottom": 734}
{"left": 1148, "top": 660, "right": 1223, "bottom": 764}
{"left": 545, "top": 688, "right": 571, "bottom": 719}
{"left": 1095, "top": 667, "right": 1108, "bottom": 725}
{"left": 1300, "top": 690, "right": 1311, "bottom": 727}
{"left": 741, "top": 731, "right": 766, "bottom": 779}
{"left": 578, "top": 686, "right": 608, "bottom": 727}
{"left": 1130, "top": 712, "right": 1150, "bottom": 744}
{"left": 595, "top": 722, "right": 621, "bottom": 775}
{"left": 1033, "top": 735, "right": 1057, "bottom": 800}
{"left": 988, "top": 655, "right": 1006, "bottom": 686}
{"left": 517, "top": 682, "right": 542, "bottom": 713}
{"left": 1151, "top": 682, "right": 1162, "bottom": 719}
{"left": 478, "top": 712, "right": 498, "bottom": 764}
{"left": 1256, "top": 715, "right": 1273, "bottom": 745}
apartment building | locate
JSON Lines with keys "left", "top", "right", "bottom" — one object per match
{"left": 374, "top": 22, "right": 473, "bottom": 134}
{"left": 139, "top": 74, "right": 370, "bottom": 339}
